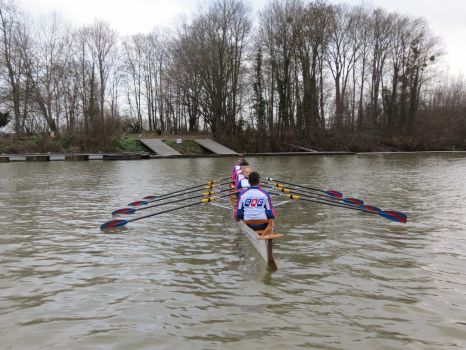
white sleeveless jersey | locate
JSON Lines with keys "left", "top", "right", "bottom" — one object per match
{"left": 231, "top": 165, "right": 241, "bottom": 181}
{"left": 236, "top": 186, "right": 275, "bottom": 220}
{"left": 235, "top": 174, "right": 250, "bottom": 192}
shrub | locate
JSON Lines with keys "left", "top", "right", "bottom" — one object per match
{"left": 0, "top": 111, "right": 10, "bottom": 128}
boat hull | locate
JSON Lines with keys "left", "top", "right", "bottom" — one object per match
{"left": 230, "top": 195, "right": 279, "bottom": 271}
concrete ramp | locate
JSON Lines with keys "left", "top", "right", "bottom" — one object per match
{"left": 284, "top": 143, "right": 318, "bottom": 152}
{"left": 140, "top": 139, "right": 181, "bottom": 156}
{"left": 194, "top": 138, "right": 237, "bottom": 155}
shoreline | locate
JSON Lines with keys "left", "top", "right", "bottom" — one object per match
{"left": 1, "top": 150, "right": 466, "bottom": 162}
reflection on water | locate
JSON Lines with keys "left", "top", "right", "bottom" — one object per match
{"left": 1, "top": 154, "right": 466, "bottom": 349}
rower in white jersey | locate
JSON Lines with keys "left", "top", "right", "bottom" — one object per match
{"left": 231, "top": 155, "right": 247, "bottom": 181}
{"left": 231, "top": 160, "right": 248, "bottom": 182}
{"left": 235, "top": 166, "right": 252, "bottom": 198}
{"left": 236, "top": 172, "right": 276, "bottom": 229}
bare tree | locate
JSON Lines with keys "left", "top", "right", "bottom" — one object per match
{"left": 20, "top": 13, "right": 71, "bottom": 134}
{"left": 122, "top": 34, "right": 144, "bottom": 130}
{"left": 295, "top": 0, "right": 331, "bottom": 141}
{"left": 325, "top": 4, "right": 363, "bottom": 131}
{"left": 0, "top": 0, "right": 25, "bottom": 133}
{"left": 259, "top": 0, "right": 301, "bottom": 135}
{"left": 173, "top": 0, "right": 251, "bottom": 136}
{"left": 85, "top": 20, "right": 118, "bottom": 126}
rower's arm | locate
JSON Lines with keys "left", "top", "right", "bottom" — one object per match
{"left": 236, "top": 196, "right": 244, "bottom": 220}
{"left": 265, "top": 193, "right": 276, "bottom": 219}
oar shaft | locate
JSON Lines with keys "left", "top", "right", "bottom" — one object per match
{"left": 298, "top": 196, "right": 377, "bottom": 215}
{"left": 156, "top": 181, "right": 229, "bottom": 200}
{"left": 127, "top": 192, "right": 234, "bottom": 223}
{"left": 153, "top": 178, "right": 231, "bottom": 199}
{"left": 266, "top": 177, "right": 327, "bottom": 195}
{"left": 127, "top": 201, "right": 207, "bottom": 223}
{"left": 102, "top": 192, "right": 237, "bottom": 229}
{"left": 263, "top": 184, "right": 360, "bottom": 209}
{"left": 265, "top": 186, "right": 406, "bottom": 222}
{"left": 132, "top": 188, "right": 232, "bottom": 213}
{"left": 266, "top": 187, "right": 368, "bottom": 214}
{"left": 264, "top": 182, "right": 336, "bottom": 202}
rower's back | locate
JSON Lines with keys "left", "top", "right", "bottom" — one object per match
{"left": 236, "top": 172, "right": 275, "bottom": 222}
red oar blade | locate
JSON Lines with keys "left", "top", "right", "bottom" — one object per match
{"left": 100, "top": 219, "right": 128, "bottom": 230}
{"left": 379, "top": 210, "right": 408, "bottom": 223}
{"left": 112, "top": 207, "right": 136, "bottom": 216}
{"left": 143, "top": 195, "right": 157, "bottom": 200}
{"left": 128, "top": 200, "right": 148, "bottom": 207}
{"left": 326, "top": 190, "right": 343, "bottom": 199}
{"left": 343, "top": 197, "right": 364, "bottom": 206}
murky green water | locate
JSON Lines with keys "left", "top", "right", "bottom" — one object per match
{"left": 1, "top": 154, "right": 465, "bottom": 349}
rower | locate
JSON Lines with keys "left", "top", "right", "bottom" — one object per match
{"left": 236, "top": 172, "right": 275, "bottom": 229}
{"left": 232, "top": 160, "right": 248, "bottom": 182}
{"left": 235, "top": 165, "right": 252, "bottom": 197}
{"left": 231, "top": 154, "right": 246, "bottom": 179}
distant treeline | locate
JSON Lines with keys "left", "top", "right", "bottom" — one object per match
{"left": 0, "top": 0, "right": 465, "bottom": 150}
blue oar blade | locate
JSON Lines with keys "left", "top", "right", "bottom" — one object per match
{"left": 379, "top": 210, "right": 408, "bottom": 223}
{"left": 112, "top": 207, "right": 136, "bottom": 216}
{"left": 384, "top": 210, "right": 408, "bottom": 223}
{"left": 343, "top": 197, "right": 364, "bottom": 206}
{"left": 100, "top": 219, "right": 128, "bottom": 230}
{"left": 358, "top": 205, "right": 381, "bottom": 213}
{"left": 128, "top": 200, "right": 148, "bottom": 207}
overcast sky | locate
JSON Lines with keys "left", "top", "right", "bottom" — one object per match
{"left": 18, "top": 0, "right": 465, "bottom": 75}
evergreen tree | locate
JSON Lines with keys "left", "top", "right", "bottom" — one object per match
{"left": 252, "top": 48, "right": 266, "bottom": 132}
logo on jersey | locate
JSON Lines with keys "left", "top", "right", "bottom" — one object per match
{"left": 245, "top": 198, "right": 264, "bottom": 207}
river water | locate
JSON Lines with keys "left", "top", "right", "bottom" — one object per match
{"left": 0, "top": 154, "right": 465, "bottom": 349}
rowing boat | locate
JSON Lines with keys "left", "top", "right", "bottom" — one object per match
{"left": 229, "top": 192, "right": 283, "bottom": 271}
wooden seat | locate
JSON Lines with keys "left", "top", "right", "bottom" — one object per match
{"left": 243, "top": 219, "right": 283, "bottom": 240}
{"left": 233, "top": 193, "right": 283, "bottom": 240}
{"left": 243, "top": 219, "right": 271, "bottom": 226}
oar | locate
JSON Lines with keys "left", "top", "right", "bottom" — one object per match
{"left": 265, "top": 177, "right": 364, "bottom": 204}
{"left": 112, "top": 187, "right": 232, "bottom": 215}
{"left": 263, "top": 184, "right": 366, "bottom": 211}
{"left": 266, "top": 181, "right": 406, "bottom": 221}
{"left": 128, "top": 177, "right": 231, "bottom": 206}
{"left": 101, "top": 192, "right": 235, "bottom": 230}
{"left": 265, "top": 181, "right": 365, "bottom": 207}
{"left": 265, "top": 186, "right": 407, "bottom": 223}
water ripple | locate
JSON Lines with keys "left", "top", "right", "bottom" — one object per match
{"left": 0, "top": 155, "right": 465, "bottom": 349}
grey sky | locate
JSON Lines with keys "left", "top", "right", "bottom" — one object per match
{"left": 19, "top": 0, "right": 465, "bottom": 75}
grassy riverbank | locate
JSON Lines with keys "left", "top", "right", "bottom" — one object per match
{"left": 0, "top": 132, "right": 463, "bottom": 155}
{"left": 0, "top": 134, "right": 148, "bottom": 154}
